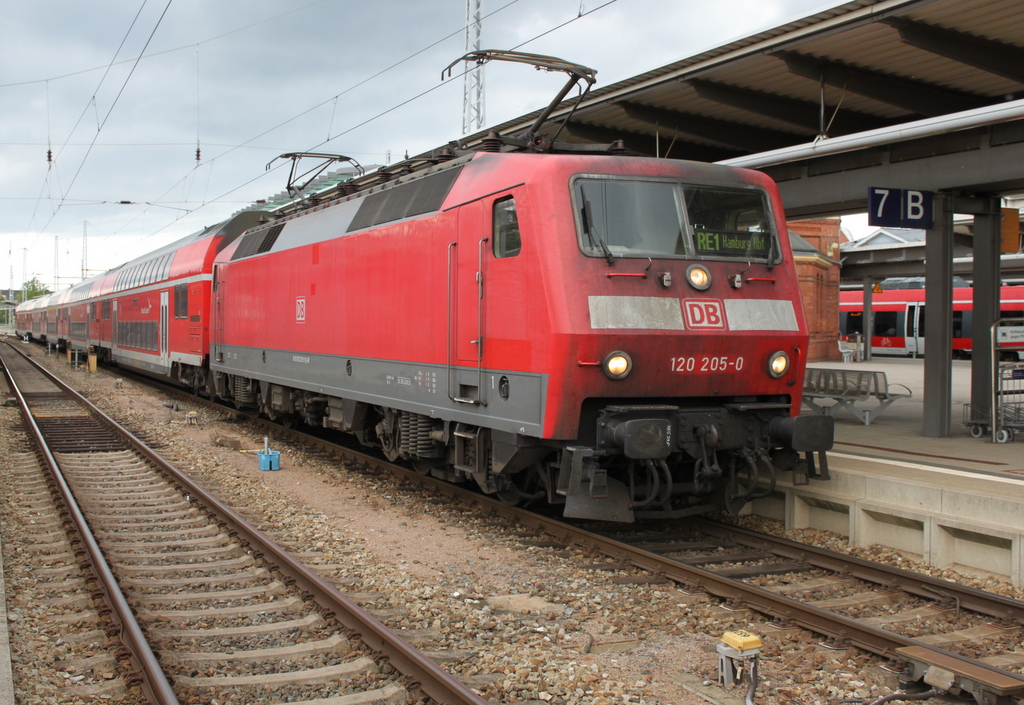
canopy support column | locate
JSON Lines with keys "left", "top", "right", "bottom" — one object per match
{"left": 924, "top": 194, "right": 953, "bottom": 438}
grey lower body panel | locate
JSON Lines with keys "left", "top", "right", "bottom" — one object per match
{"left": 211, "top": 345, "right": 547, "bottom": 437}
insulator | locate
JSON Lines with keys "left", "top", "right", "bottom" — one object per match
{"left": 481, "top": 131, "right": 503, "bottom": 152}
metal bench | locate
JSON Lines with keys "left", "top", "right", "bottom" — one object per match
{"left": 802, "top": 368, "right": 912, "bottom": 426}
{"left": 837, "top": 339, "right": 862, "bottom": 363}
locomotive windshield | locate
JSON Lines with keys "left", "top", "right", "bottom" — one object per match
{"left": 574, "top": 177, "right": 777, "bottom": 262}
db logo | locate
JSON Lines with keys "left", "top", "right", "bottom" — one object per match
{"left": 683, "top": 299, "right": 726, "bottom": 329}
{"left": 295, "top": 297, "right": 307, "bottom": 323}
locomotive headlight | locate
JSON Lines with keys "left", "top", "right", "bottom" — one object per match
{"left": 768, "top": 351, "right": 790, "bottom": 378}
{"left": 603, "top": 351, "right": 632, "bottom": 380}
{"left": 686, "top": 264, "right": 711, "bottom": 291}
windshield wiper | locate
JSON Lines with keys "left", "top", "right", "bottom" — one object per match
{"left": 580, "top": 195, "right": 614, "bottom": 265}
{"left": 764, "top": 231, "right": 777, "bottom": 271}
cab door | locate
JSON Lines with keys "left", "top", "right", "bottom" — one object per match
{"left": 449, "top": 200, "right": 488, "bottom": 404}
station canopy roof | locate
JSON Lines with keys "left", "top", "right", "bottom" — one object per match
{"left": 448, "top": 0, "right": 1024, "bottom": 173}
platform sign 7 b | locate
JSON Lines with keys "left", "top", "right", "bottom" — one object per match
{"left": 868, "top": 187, "right": 934, "bottom": 230}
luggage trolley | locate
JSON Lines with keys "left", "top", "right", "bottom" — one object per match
{"left": 964, "top": 317, "right": 1024, "bottom": 443}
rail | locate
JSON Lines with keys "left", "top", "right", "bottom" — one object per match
{"left": 0, "top": 343, "right": 180, "bottom": 705}
{"left": 1, "top": 341, "right": 489, "bottom": 705}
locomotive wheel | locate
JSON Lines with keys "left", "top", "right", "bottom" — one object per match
{"left": 496, "top": 463, "right": 548, "bottom": 506}
{"left": 410, "top": 459, "right": 435, "bottom": 476}
{"left": 496, "top": 485, "right": 523, "bottom": 506}
{"left": 192, "top": 368, "right": 209, "bottom": 398}
{"left": 722, "top": 457, "right": 759, "bottom": 515}
{"left": 722, "top": 477, "right": 747, "bottom": 516}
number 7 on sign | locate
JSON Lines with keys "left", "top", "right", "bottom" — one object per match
{"left": 873, "top": 188, "right": 889, "bottom": 219}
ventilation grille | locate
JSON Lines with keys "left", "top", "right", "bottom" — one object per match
{"left": 348, "top": 167, "right": 462, "bottom": 233}
{"left": 231, "top": 224, "right": 285, "bottom": 260}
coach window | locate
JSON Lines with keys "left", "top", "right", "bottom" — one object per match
{"left": 175, "top": 283, "right": 188, "bottom": 318}
{"left": 493, "top": 196, "right": 521, "bottom": 258}
{"left": 844, "top": 311, "right": 863, "bottom": 336}
{"left": 873, "top": 311, "right": 898, "bottom": 337}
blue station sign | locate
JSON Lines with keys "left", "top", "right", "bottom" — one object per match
{"left": 867, "top": 187, "right": 934, "bottom": 229}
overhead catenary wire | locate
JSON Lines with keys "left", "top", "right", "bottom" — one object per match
{"left": 41, "top": 0, "right": 175, "bottom": 234}
{"left": 21, "top": 0, "right": 535, "bottom": 244}
{"left": 111, "top": 0, "right": 531, "bottom": 238}
{"left": 25, "top": 0, "right": 153, "bottom": 241}
{"left": 0, "top": 0, "right": 335, "bottom": 90}
{"left": 22, "top": 0, "right": 621, "bottom": 269}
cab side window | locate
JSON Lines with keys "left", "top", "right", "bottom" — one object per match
{"left": 493, "top": 196, "right": 521, "bottom": 258}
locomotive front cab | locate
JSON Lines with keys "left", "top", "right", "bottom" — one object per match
{"left": 545, "top": 166, "right": 834, "bottom": 521}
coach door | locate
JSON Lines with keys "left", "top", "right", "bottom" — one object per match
{"left": 112, "top": 300, "right": 119, "bottom": 353}
{"left": 907, "top": 304, "right": 924, "bottom": 356}
{"left": 213, "top": 265, "right": 225, "bottom": 363}
{"left": 160, "top": 290, "right": 169, "bottom": 366}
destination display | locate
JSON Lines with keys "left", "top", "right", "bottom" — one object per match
{"left": 694, "top": 230, "right": 772, "bottom": 258}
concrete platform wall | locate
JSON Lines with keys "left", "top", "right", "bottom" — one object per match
{"left": 753, "top": 458, "right": 1024, "bottom": 586}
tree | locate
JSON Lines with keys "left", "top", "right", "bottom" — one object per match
{"left": 19, "top": 277, "right": 52, "bottom": 302}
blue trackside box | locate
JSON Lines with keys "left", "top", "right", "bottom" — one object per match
{"left": 258, "top": 450, "right": 281, "bottom": 471}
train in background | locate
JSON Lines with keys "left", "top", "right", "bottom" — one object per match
{"left": 839, "top": 284, "right": 1024, "bottom": 360}
{"left": 15, "top": 147, "right": 833, "bottom": 524}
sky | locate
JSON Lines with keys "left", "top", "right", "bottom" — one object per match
{"left": 1, "top": 0, "right": 844, "bottom": 294}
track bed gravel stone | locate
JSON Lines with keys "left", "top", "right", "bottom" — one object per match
{"left": 4, "top": 343, "right": 1024, "bottom": 705}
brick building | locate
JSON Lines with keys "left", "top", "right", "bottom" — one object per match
{"left": 788, "top": 219, "right": 842, "bottom": 362}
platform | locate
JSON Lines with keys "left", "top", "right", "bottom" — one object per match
{"left": 755, "top": 357, "right": 1024, "bottom": 586}
{"left": 805, "top": 357, "right": 1024, "bottom": 472}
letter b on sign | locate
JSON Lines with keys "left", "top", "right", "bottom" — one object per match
{"left": 683, "top": 299, "right": 726, "bottom": 329}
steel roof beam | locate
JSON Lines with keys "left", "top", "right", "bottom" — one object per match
{"left": 776, "top": 51, "right": 987, "bottom": 116}
{"left": 616, "top": 101, "right": 797, "bottom": 153}
{"left": 561, "top": 121, "right": 743, "bottom": 161}
{"left": 883, "top": 17, "right": 1024, "bottom": 85}
{"left": 686, "top": 78, "right": 893, "bottom": 136}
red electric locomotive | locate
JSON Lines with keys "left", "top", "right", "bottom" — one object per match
{"left": 203, "top": 152, "right": 832, "bottom": 521}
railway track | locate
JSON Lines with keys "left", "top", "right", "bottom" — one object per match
{"left": 0, "top": 342, "right": 488, "bottom": 705}
{"left": 597, "top": 520, "right": 1024, "bottom": 691}
{"left": 12, "top": 341, "right": 1024, "bottom": 705}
